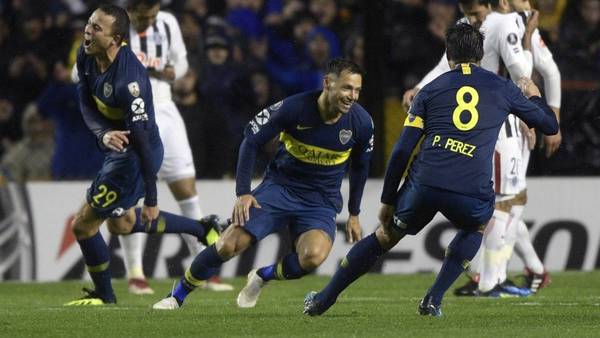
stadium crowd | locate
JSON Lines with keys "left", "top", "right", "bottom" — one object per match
{"left": 0, "top": 0, "right": 599, "bottom": 181}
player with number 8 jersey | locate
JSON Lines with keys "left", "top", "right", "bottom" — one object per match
{"left": 303, "top": 23, "right": 558, "bottom": 318}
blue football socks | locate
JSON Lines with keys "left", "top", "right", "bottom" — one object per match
{"left": 319, "top": 233, "right": 387, "bottom": 304}
{"left": 130, "top": 208, "right": 206, "bottom": 240}
{"left": 77, "top": 232, "right": 115, "bottom": 301}
{"left": 172, "top": 245, "right": 224, "bottom": 304}
{"left": 427, "top": 230, "right": 482, "bottom": 306}
{"left": 257, "top": 253, "right": 308, "bottom": 281}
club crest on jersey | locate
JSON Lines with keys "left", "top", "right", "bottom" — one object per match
{"left": 128, "top": 82, "right": 140, "bottom": 97}
{"left": 507, "top": 32, "right": 518, "bottom": 45}
{"left": 339, "top": 129, "right": 352, "bottom": 145}
{"left": 103, "top": 83, "right": 113, "bottom": 97}
{"left": 153, "top": 33, "right": 164, "bottom": 45}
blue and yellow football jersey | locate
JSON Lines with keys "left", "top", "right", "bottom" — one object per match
{"left": 385, "top": 63, "right": 558, "bottom": 202}
{"left": 238, "top": 90, "right": 374, "bottom": 213}
{"left": 76, "top": 44, "right": 161, "bottom": 154}
{"left": 76, "top": 44, "right": 163, "bottom": 209}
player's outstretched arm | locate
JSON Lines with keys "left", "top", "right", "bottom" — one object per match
{"left": 509, "top": 77, "right": 558, "bottom": 135}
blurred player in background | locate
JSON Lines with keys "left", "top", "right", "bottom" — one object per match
{"left": 65, "top": 5, "right": 219, "bottom": 306}
{"left": 304, "top": 23, "right": 558, "bottom": 317}
{"left": 152, "top": 59, "right": 374, "bottom": 310}
{"left": 120, "top": 0, "right": 232, "bottom": 294}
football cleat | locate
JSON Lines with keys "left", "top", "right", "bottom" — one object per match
{"left": 454, "top": 278, "right": 479, "bottom": 297}
{"left": 524, "top": 268, "right": 551, "bottom": 293}
{"left": 201, "top": 275, "right": 234, "bottom": 291}
{"left": 64, "top": 288, "right": 116, "bottom": 306}
{"left": 498, "top": 279, "right": 531, "bottom": 297}
{"left": 303, "top": 291, "right": 334, "bottom": 316}
{"left": 236, "top": 269, "right": 266, "bottom": 308}
{"left": 418, "top": 296, "right": 442, "bottom": 317}
{"left": 198, "top": 214, "right": 223, "bottom": 246}
{"left": 152, "top": 295, "right": 181, "bottom": 310}
{"left": 128, "top": 278, "right": 155, "bottom": 295}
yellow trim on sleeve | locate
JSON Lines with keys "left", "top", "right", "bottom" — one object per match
{"left": 403, "top": 114, "right": 424, "bottom": 129}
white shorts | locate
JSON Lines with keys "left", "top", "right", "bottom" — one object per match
{"left": 155, "top": 101, "right": 195, "bottom": 183}
{"left": 493, "top": 137, "right": 523, "bottom": 196}
{"left": 515, "top": 131, "right": 531, "bottom": 192}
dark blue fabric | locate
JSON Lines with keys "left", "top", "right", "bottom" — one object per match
{"left": 242, "top": 180, "right": 338, "bottom": 242}
{"left": 77, "top": 232, "right": 114, "bottom": 300}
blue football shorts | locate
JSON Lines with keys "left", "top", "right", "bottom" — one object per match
{"left": 86, "top": 147, "right": 163, "bottom": 219}
{"left": 392, "top": 177, "right": 494, "bottom": 235}
{"left": 242, "top": 179, "right": 337, "bottom": 243}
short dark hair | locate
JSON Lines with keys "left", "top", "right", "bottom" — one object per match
{"left": 326, "top": 58, "right": 363, "bottom": 77}
{"left": 445, "top": 23, "right": 484, "bottom": 64}
{"left": 128, "top": 0, "right": 160, "bottom": 9}
{"left": 98, "top": 4, "right": 130, "bottom": 44}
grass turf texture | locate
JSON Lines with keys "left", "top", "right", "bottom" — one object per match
{"left": 0, "top": 272, "right": 599, "bottom": 337}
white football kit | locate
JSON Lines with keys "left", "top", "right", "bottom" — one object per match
{"left": 128, "top": 11, "right": 195, "bottom": 182}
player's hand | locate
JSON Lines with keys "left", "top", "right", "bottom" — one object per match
{"left": 232, "top": 194, "right": 261, "bottom": 226}
{"left": 526, "top": 10, "right": 539, "bottom": 35}
{"left": 517, "top": 77, "right": 541, "bottom": 98}
{"left": 378, "top": 203, "right": 395, "bottom": 228}
{"left": 140, "top": 205, "right": 159, "bottom": 225}
{"left": 402, "top": 87, "right": 419, "bottom": 108}
{"left": 346, "top": 215, "right": 362, "bottom": 243}
{"left": 102, "top": 130, "right": 130, "bottom": 152}
{"left": 541, "top": 131, "right": 561, "bottom": 157}
{"left": 161, "top": 66, "right": 175, "bottom": 82}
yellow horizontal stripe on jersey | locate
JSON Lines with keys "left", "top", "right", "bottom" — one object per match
{"left": 404, "top": 114, "right": 424, "bottom": 129}
{"left": 93, "top": 95, "right": 124, "bottom": 120}
{"left": 279, "top": 132, "right": 351, "bottom": 166}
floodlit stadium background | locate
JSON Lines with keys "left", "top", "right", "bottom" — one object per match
{"left": 1, "top": 0, "right": 599, "bottom": 281}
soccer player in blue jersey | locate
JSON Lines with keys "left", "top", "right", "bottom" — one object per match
{"left": 65, "top": 5, "right": 218, "bottom": 306}
{"left": 152, "top": 59, "right": 374, "bottom": 310}
{"left": 303, "top": 23, "right": 559, "bottom": 317}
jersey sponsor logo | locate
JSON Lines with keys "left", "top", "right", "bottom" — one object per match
{"left": 296, "top": 125, "right": 312, "bottom": 130}
{"left": 128, "top": 82, "right": 140, "bottom": 97}
{"left": 135, "top": 52, "right": 162, "bottom": 70}
{"left": 280, "top": 132, "right": 351, "bottom": 166}
{"left": 254, "top": 109, "right": 270, "bottom": 125}
{"left": 507, "top": 32, "right": 518, "bottom": 45}
{"left": 269, "top": 100, "right": 283, "bottom": 111}
{"left": 131, "top": 98, "right": 148, "bottom": 122}
{"left": 339, "top": 129, "right": 352, "bottom": 145}
{"left": 103, "top": 83, "right": 113, "bottom": 97}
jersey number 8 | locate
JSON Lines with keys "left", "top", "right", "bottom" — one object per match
{"left": 452, "top": 86, "right": 479, "bottom": 131}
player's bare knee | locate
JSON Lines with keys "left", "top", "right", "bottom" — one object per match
{"left": 298, "top": 248, "right": 328, "bottom": 271}
{"left": 106, "top": 218, "right": 133, "bottom": 235}
{"left": 376, "top": 225, "right": 402, "bottom": 251}
{"left": 216, "top": 227, "right": 251, "bottom": 259}
{"left": 71, "top": 208, "right": 98, "bottom": 238}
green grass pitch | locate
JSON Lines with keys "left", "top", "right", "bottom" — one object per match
{"left": 1, "top": 272, "right": 599, "bottom": 337}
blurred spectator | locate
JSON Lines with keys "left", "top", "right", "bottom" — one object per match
{"left": 179, "top": 10, "right": 205, "bottom": 71}
{"left": 558, "top": 0, "right": 600, "bottom": 79}
{"left": 37, "top": 60, "right": 103, "bottom": 180}
{"left": 196, "top": 33, "right": 254, "bottom": 177}
{"left": 343, "top": 31, "right": 363, "bottom": 68}
{"left": 535, "top": 0, "right": 567, "bottom": 44}
{"left": 1, "top": 103, "right": 54, "bottom": 182}
{"left": 173, "top": 69, "right": 208, "bottom": 178}
{"left": 0, "top": 97, "right": 20, "bottom": 157}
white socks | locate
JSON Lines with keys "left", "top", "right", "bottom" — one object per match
{"left": 479, "top": 210, "right": 509, "bottom": 292}
{"left": 177, "top": 195, "right": 205, "bottom": 256}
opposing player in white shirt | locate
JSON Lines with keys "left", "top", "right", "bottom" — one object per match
{"left": 494, "top": 0, "right": 560, "bottom": 294}
{"left": 121, "top": 0, "right": 233, "bottom": 293}
{"left": 402, "top": 0, "right": 555, "bottom": 296}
